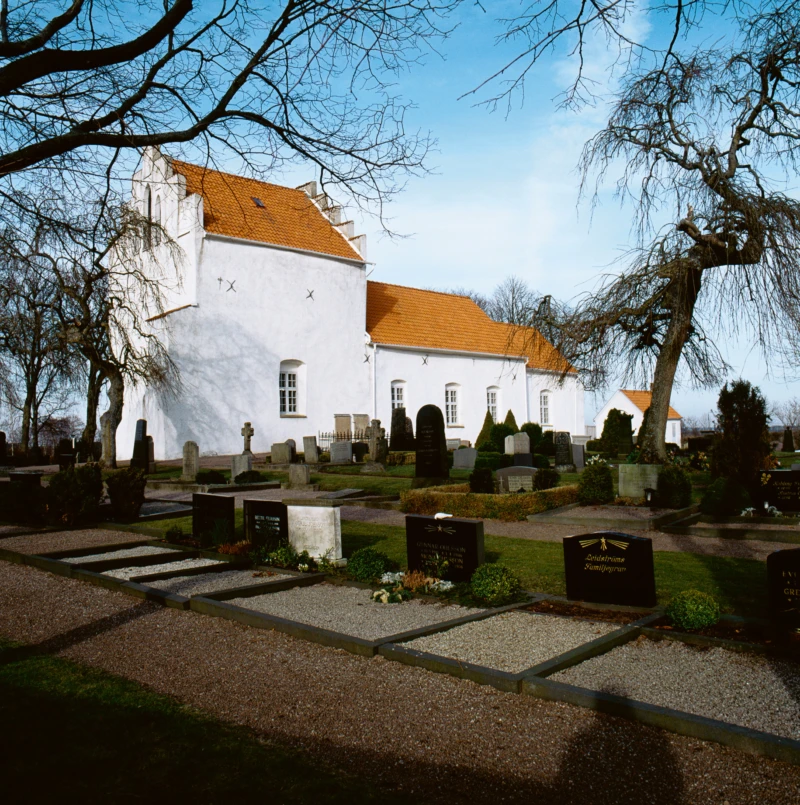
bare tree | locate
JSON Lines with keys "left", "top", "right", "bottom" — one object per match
{"left": 525, "top": 7, "right": 800, "bottom": 461}
{"left": 771, "top": 399, "right": 800, "bottom": 430}
{"left": 485, "top": 276, "right": 538, "bottom": 325}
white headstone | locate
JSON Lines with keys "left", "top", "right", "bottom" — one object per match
{"left": 182, "top": 441, "right": 199, "bottom": 481}
{"left": 287, "top": 504, "right": 342, "bottom": 560}
{"left": 334, "top": 414, "right": 351, "bottom": 437}
{"left": 513, "top": 432, "right": 531, "bottom": 454}
{"left": 504, "top": 434, "right": 515, "bottom": 455}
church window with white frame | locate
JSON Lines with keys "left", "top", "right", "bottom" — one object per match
{"left": 487, "top": 386, "right": 500, "bottom": 422}
{"left": 153, "top": 195, "right": 162, "bottom": 245}
{"left": 540, "top": 390, "right": 551, "bottom": 425}
{"left": 391, "top": 380, "right": 406, "bottom": 409}
{"left": 279, "top": 359, "right": 306, "bottom": 416}
{"left": 445, "top": 384, "right": 460, "bottom": 426}
{"left": 279, "top": 371, "right": 297, "bottom": 414}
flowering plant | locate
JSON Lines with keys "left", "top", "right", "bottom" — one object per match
{"left": 586, "top": 455, "right": 608, "bottom": 466}
{"left": 372, "top": 584, "right": 412, "bottom": 604}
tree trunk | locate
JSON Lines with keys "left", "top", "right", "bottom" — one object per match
{"left": 81, "top": 364, "right": 104, "bottom": 446}
{"left": 640, "top": 265, "right": 702, "bottom": 462}
{"left": 19, "top": 389, "right": 33, "bottom": 455}
{"left": 101, "top": 369, "right": 125, "bottom": 469}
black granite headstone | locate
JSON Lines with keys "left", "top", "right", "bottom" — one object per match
{"left": 0, "top": 431, "right": 6, "bottom": 459}
{"left": 57, "top": 438, "right": 75, "bottom": 471}
{"left": 244, "top": 499, "right": 288, "bottom": 551}
{"left": 555, "top": 431, "right": 572, "bottom": 466}
{"left": 406, "top": 514, "right": 484, "bottom": 582}
{"left": 192, "top": 493, "right": 235, "bottom": 548}
{"left": 767, "top": 548, "right": 800, "bottom": 629}
{"left": 405, "top": 417, "right": 415, "bottom": 449}
{"left": 513, "top": 453, "right": 534, "bottom": 467}
{"left": 130, "top": 419, "right": 149, "bottom": 472}
{"left": 390, "top": 406, "right": 408, "bottom": 451}
{"left": 760, "top": 470, "right": 800, "bottom": 512}
{"left": 286, "top": 439, "right": 297, "bottom": 462}
{"left": 563, "top": 531, "right": 656, "bottom": 607}
{"left": 415, "top": 404, "right": 448, "bottom": 480}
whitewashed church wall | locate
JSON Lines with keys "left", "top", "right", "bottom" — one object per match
{"left": 593, "top": 391, "right": 682, "bottom": 445}
{"left": 118, "top": 235, "right": 369, "bottom": 459}
{"left": 526, "top": 371, "right": 586, "bottom": 436}
{"left": 373, "top": 346, "right": 529, "bottom": 445}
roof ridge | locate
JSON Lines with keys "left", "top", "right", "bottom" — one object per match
{"left": 170, "top": 157, "right": 304, "bottom": 196}
{"left": 367, "top": 279, "right": 472, "bottom": 302}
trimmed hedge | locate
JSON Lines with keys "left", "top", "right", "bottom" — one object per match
{"left": 532, "top": 468, "right": 560, "bottom": 491}
{"left": 577, "top": 464, "right": 614, "bottom": 505}
{"left": 400, "top": 484, "right": 578, "bottom": 521}
{"left": 469, "top": 468, "right": 495, "bottom": 493}
{"left": 474, "top": 452, "right": 514, "bottom": 471}
{"left": 385, "top": 451, "right": 416, "bottom": 466}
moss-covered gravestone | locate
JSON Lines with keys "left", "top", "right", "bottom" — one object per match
{"left": 414, "top": 404, "right": 449, "bottom": 486}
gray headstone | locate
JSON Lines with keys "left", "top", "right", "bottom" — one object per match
{"left": 555, "top": 431, "right": 572, "bottom": 467}
{"left": 508, "top": 475, "right": 534, "bottom": 492}
{"left": 146, "top": 435, "right": 155, "bottom": 474}
{"left": 572, "top": 443, "right": 585, "bottom": 470}
{"left": 333, "top": 414, "right": 351, "bottom": 438}
{"left": 353, "top": 414, "right": 370, "bottom": 434}
{"left": 452, "top": 447, "right": 478, "bottom": 470}
{"left": 362, "top": 461, "right": 387, "bottom": 474}
{"left": 182, "top": 441, "right": 199, "bottom": 481}
{"left": 271, "top": 443, "right": 292, "bottom": 464}
{"left": 504, "top": 434, "right": 516, "bottom": 455}
{"left": 231, "top": 453, "right": 253, "bottom": 481}
{"left": 100, "top": 412, "right": 113, "bottom": 466}
{"left": 303, "top": 436, "right": 319, "bottom": 463}
{"left": 288, "top": 463, "right": 311, "bottom": 487}
{"left": 496, "top": 466, "right": 538, "bottom": 493}
{"left": 241, "top": 421, "right": 254, "bottom": 455}
{"left": 329, "top": 441, "right": 353, "bottom": 464}
{"left": 287, "top": 503, "right": 342, "bottom": 560}
{"left": 513, "top": 432, "right": 531, "bottom": 454}
{"left": 446, "top": 438, "right": 461, "bottom": 451}
{"left": 792, "top": 463, "right": 800, "bottom": 472}
{"left": 415, "top": 405, "right": 448, "bottom": 480}
{"left": 618, "top": 464, "right": 661, "bottom": 498}
{"left": 285, "top": 438, "right": 297, "bottom": 461}
{"left": 130, "top": 419, "right": 148, "bottom": 471}
{"left": 390, "top": 406, "right": 408, "bottom": 451}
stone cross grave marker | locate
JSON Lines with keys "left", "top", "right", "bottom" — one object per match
{"left": 303, "top": 436, "right": 319, "bottom": 463}
{"left": 182, "top": 441, "right": 199, "bottom": 481}
{"left": 563, "top": 531, "right": 656, "bottom": 608}
{"left": 415, "top": 404, "right": 448, "bottom": 480}
{"left": 406, "top": 514, "right": 484, "bottom": 582}
{"left": 329, "top": 441, "right": 353, "bottom": 464}
{"left": 244, "top": 499, "right": 287, "bottom": 551}
{"left": 241, "top": 421, "right": 254, "bottom": 455}
{"left": 287, "top": 502, "right": 343, "bottom": 560}
{"left": 452, "top": 447, "right": 477, "bottom": 470}
{"left": 555, "top": 431, "right": 572, "bottom": 467}
{"left": 192, "top": 493, "right": 235, "bottom": 548}
{"left": 130, "top": 419, "right": 149, "bottom": 471}
{"left": 767, "top": 548, "right": 800, "bottom": 629}
{"left": 760, "top": 470, "right": 800, "bottom": 512}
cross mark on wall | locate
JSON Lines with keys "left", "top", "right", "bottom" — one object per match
{"left": 363, "top": 354, "right": 370, "bottom": 363}
{"left": 422, "top": 355, "right": 429, "bottom": 365}
{"left": 306, "top": 289, "right": 315, "bottom": 300}
{"left": 227, "top": 280, "right": 237, "bottom": 293}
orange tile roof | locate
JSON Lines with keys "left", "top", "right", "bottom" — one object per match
{"left": 621, "top": 390, "right": 681, "bottom": 419}
{"left": 366, "top": 281, "right": 574, "bottom": 372}
{"left": 170, "top": 159, "right": 362, "bottom": 261}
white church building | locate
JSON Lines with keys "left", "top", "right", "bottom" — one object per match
{"left": 593, "top": 390, "right": 683, "bottom": 446}
{"left": 118, "top": 148, "right": 585, "bottom": 459}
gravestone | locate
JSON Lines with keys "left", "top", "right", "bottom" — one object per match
{"left": 513, "top": 453, "right": 534, "bottom": 467}
{"left": 231, "top": 453, "right": 253, "bottom": 481}
{"left": 57, "top": 438, "right": 76, "bottom": 471}
{"left": 288, "top": 464, "right": 311, "bottom": 488}
{"left": 146, "top": 435, "right": 156, "bottom": 474}
{"left": 572, "top": 443, "right": 585, "bottom": 470}
{"left": 446, "top": 438, "right": 462, "bottom": 451}
{"left": 453, "top": 447, "right": 478, "bottom": 470}
{"left": 619, "top": 464, "right": 661, "bottom": 499}
{"left": 130, "top": 419, "right": 149, "bottom": 471}
{"left": 329, "top": 441, "right": 353, "bottom": 464}
{"left": 563, "top": 531, "right": 656, "bottom": 607}
{"left": 504, "top": 435, "right": 516, "bottom": 456}
{"left": 508, "top": 475, "right": 534, "bottom": 493}
{"left": 287, "top": 502, "right": 343, "bottom": 560}
{"left": 415, "top": 404, "right": 449, "bottom": 481}
{"left": 760, "top": 470, "right": 800, "bottom": 512}
{"left": 286, "top": 438, "right": 297, "bottom": 462}
{"left": 100, "top": 412, "right": 113, "bottom": 465}
{"left": 352, "top": 441, "right": 369, "bottom": 463}
{"left": 555, "top": 431, "right": 573, "bottom": 468}
{"left": 353, "top": 414, "right": 370, "bottom": 434}
{"left": 241, "top": 422, "right": 254, "bottom": 455}
{"left": 192, "top": 493, "right": 235, "bottom": 548}
{"left": 244, "top": 499, "right": 287, "bottom": 551}
{"left": 514, "top": 432, "right": 531, "bottom": 454}
{"left": 767, "top": 548, "right": 800, "bottom": 629}
{"left": 334, "top": 414, "right": 351, "bottom": 437}
{"left": 182, "top": 441, "right": 199, "bottom": 481}
{"left": 792, "top": 464, "right": 800, "bottom": 472}
{"left": 303, "top": 436, "right": 319, "bottom": 463}
{"left": 0, "top": 431, "right": 5, "bottom": 459}
{"left": 368, "top": 419, "right": 383, "bottom": 460}
{"left": 271, "top": 442, "right": 292, "bottom": 464}
{"left": 390, "top": 406, "right": 408, "bottom": 451}
{"left": 405, "top": 514, "right": 484, "bottom": 582}
{"left": 405, "top": 417, "right": 415, "bottom": 448}
{"left": 496, "top": 466, "right": 537, "bottom": 492}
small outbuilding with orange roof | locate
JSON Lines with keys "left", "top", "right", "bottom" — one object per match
{"left": 593, "top": 390, "right": 682, "bottom": 447}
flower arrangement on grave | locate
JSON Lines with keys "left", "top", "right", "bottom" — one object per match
{"left": 218, "top": 541, "right": 253, "bottom": 555}
{"left": 371, "top": 584, "right": 412, "bottom": 604}
{"left": 586, "top": 455, "right": 608, "bottom": 466}
{"left": 371, "top": 570, "right": 456, "bottom": 604}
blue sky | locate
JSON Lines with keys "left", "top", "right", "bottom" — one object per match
{"left": 279, "top": 3, "right": 800, "bottom": 423}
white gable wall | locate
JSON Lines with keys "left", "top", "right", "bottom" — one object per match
{"left": 526, "top": 371, "right": 585, "bottom": 436}
{"left": 593, "top": 391, "right": 682, "bottom": 445}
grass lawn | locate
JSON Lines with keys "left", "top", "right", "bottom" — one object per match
{"left": 0, "top": 639, "right": 400, "bottom": 803}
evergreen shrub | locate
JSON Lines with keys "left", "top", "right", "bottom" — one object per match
{"left": 105, "top": 467, "right": 147, "bottom": 521}
{"left": 533, "top": 454, "right": 551, "bottom": 469}
{"left": 347, "top": 547, "right": 396, "bottom": 582}
{"left": 234, "top": 470, "right": 263, "bottom": 484}
{"left": 196, "top": 469, "right": 226, "bottom": 485}
{"left": 487, "top": 423, "right": 514, "bottom": 453}
{"left": 470, "top": 564, "right": 522, "bottom": 606}
{"left": 538, "top": 430, "right": 556, "bottom": 457}
{"left": 474, "top": 452, "right": 513, "bottom": 471}
{"left": 665, "top": 590, "right": 720, "bottom": 631}
{"left": 577, "top": 464, "right": 614, "bottom": 505}
{"left": 45, "top": 463, "right": 103, "bottom": 526}
{"left": 502, "top": 409, "right": 519, "bottom": 431}
{"left": 700, "top": 478, "right": 752, "bottom": 517}
{"left": 520, "top": 422, "right": 543, "bottom": 451}
{"left": 600, "top": 408, "right": 634, "bottom": 455}
{"left": 532, "top": 468, "right": 560, "bottom": 491}
{"left": 475, "top": 410, "right": 494, "bottom": 452}
{"left": 469, "top": 468, "right": 495, "bottom": 493}
{"left": 783, "top": 428, "right": 795, "bottom": 453}
{"left": 655, "top": 465, "right": 692, "bottom": 509}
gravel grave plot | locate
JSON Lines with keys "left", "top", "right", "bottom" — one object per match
{"left": 553, "top": 636, "right": 800, "bottom": 740}
{"left": 145, "top": 569, "right": 291, "bottom": 597}
{"left": 404, "top": 612, "right": 619, "bottom": 673}
{"left": 548, "top": 505, "right": 672, "bottom": 520}
{"left": 0, "top": 528, "right": 150, "bottom": 555}
{"left": 105, "top": 558, "right": 226, "bottom": 580}
{"left": 61, "top": 545, "right": 182, "bottom": 564}
{"left": 228, "top": 582, "right": 484, "bottom": 640}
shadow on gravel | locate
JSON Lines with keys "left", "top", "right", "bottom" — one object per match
{"left": 0, "top": 601, "right": 158, "bottom": 666}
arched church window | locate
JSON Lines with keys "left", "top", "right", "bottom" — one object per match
{"left": 391, "top": 380, "right": 406, "bottom": 410}
{"left": 279, "top": 360, "right": 306, "bottom": 416}
{"left": 486, "top": 386, "right": 500, "bottom": 422}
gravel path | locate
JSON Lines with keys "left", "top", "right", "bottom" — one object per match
{"left": 0, "top": 528, "right": 149, "bottom": 555}
{"left": 405, "top": 612, "right": 619, "bottom": 673}
{"left": 228, "top": 583, "right": 483, "bottom": 640}
{"left": 1, "top": 560, "right": 799, "bottom": 804}
{"left": 340, "top": 507, "right": 789, "bottom": 561}
{"left": 106, "top": 558, "right": 226, "bottom": 580}
{"left": 145, "top": 569, "right": 292, "bottom": 597}
{"left": 62, "top": 545, "right": 181, "bottom": 564}
{"left": 553, "top": 636, "right": 800, "bottom": 740}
